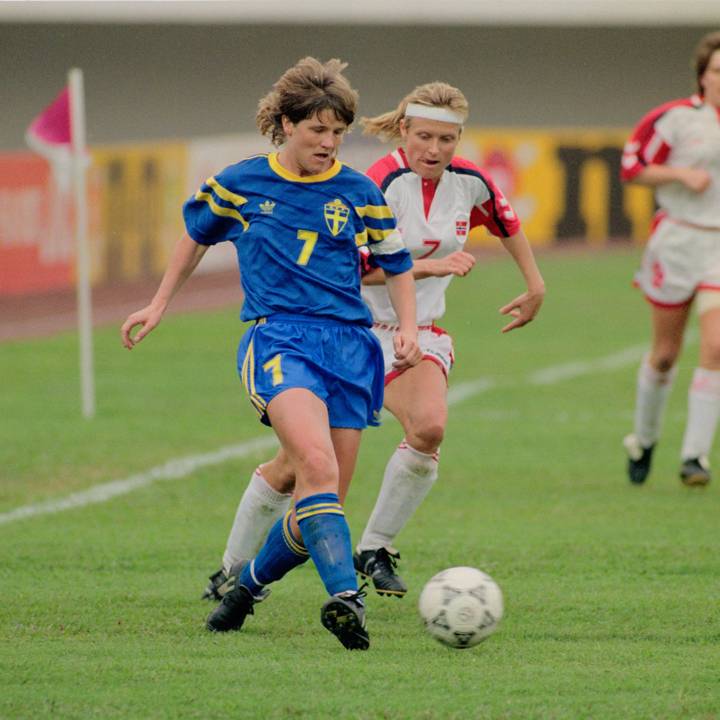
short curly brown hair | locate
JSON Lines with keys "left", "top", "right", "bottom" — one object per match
{"left": 256, "top": 57, "right": 358, "bottom": 146}
{"left": 694, "top": 31, "right": 720, "bottom": 95}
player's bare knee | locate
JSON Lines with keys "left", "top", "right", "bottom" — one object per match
{"left": 651, "top": 352, "right": 679, "bottom": 374}
{"left": 408, "top": 420, "right": 445, "bottom": 454}
{"left": 260, "top": 455, "right": 296, "bottom": 494}
{"left": 294, "top": 446, "right": 338, "bottom": 488}
{"left": 271, "top": 470, "right": 295, "bottom": 495}
{"left": 275, "top": 457, "right": 297, "bottom": 493}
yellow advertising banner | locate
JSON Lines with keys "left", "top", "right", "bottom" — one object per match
{"left": 459, "top": 129, "right": 655, "bottom": 247}
{"left": 89, "top": 142, "right": 187, "bottom": 285}
{"left": 1, "top": 128, "right": 656, "bottom": 297}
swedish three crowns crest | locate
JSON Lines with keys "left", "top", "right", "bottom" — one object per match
{"left": 324, "top": 199, "right": 350, "bottom": 236}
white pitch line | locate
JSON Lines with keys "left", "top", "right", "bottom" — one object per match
{"left": 2, "top": 335, "right": 696, "bottom": 528}
{"left": 528, "top": 342, "right": 648, "bottom": 385}
{"left": 529, "top": 329, "right": 698, "bottom": 386}
{"left": 0, "top": 435, "right": 278, "bottom": 527}
{"left": 447, "top": 377, "right": 496, "bottom": 405}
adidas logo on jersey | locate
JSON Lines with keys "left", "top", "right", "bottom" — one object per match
{"left": 259, "top": 200, "right": 276, "bottom": 215}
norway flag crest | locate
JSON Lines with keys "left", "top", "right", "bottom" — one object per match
{"left": 455, "top": 219, "right": 468, "bottom": 238}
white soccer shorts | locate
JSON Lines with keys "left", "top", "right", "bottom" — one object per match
{"left": 371, "top": 322, "right": 455, "bottom": 385}
{"left": 635, "top": 219, "right": 720, "bottom": 308}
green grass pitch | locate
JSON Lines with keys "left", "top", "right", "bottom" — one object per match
{"left": 1, "top": 248, "right": 718, "bottom": 719}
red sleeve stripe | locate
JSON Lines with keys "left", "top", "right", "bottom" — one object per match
{"left": 449, "top": 158, "right": 520, "bottom": 238}
{"left": 620, "top": 97, "right": 696, "bottom": 182}
{"left": 366, "top": 152, "right": 403, "bottom": 190}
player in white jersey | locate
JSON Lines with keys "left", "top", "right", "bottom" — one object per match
{"left": 621, "top": 31, "right": 720, "bottom": 487}
{"left": 202, "top": 82, "right": 545, "bottom": 601}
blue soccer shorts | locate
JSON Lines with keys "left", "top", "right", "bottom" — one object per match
{"left": 237, "top": 314, "right": 385, "bottom": 429}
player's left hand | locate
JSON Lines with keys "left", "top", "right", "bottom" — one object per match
{"left": 392, "top": 331, "right": 422, "bottom": 369}
{"left": 499, "top": 286, "right": 545, "bottom": 333}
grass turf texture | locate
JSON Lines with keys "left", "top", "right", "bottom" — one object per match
{"left": 1, "top": 248, "right": 719, "bottom": 719}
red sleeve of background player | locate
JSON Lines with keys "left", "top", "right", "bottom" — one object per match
{"left": 451, "top": 156, "right": 521, "bottom": 238}
{"left": 620, "top": 98, "right": 694, "bottom": 182}
{"left": 366, "top": 152, "right": 401, "bottom": 190}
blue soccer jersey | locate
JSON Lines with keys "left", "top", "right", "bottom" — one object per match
{"left": 183, "top": 153, "right": 412, "bottom": 325}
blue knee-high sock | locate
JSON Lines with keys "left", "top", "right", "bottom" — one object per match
{"left": 239, "top": 511, "right": 309, "bottom": 597}
{"left": 295, "top": 492, "right": 358, "bottom": 597}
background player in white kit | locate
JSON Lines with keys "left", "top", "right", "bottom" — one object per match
{"left": 621, "top": 31, "right": 720, "bottom": 487}
{"left": 203, "top": 82, "right": 545, "bottom": 600}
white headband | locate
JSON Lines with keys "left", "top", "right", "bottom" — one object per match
{"left": 404, "top": 102, "right": 464, "bottom": 125}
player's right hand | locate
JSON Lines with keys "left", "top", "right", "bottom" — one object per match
{"left": 120, "top": 305, "right": 164, "bottom": 349}
{"left": 679, "top": 167, "right": 712, "bottom": 193}
{"left": 431, "top": 251, "right": 476, "bottom": 277}
{"left": 392, "top": 330, "right": 422, "bottom": 370}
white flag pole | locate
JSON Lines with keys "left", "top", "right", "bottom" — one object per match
{"left": 68, "top": 67, "right": 95, "bottom": 419}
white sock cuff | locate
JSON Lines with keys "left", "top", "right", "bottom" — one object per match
{"left": 639, "top": 355, "right": 677, "bottom": 386}
{"left": 251, "top": 468, "right": 292, "bottom": 505}
{"left": 690, "top": 367, "right": 720, "bottom": 398}
{"left": 398, "top": 440, "right": 439, "bottom": 465}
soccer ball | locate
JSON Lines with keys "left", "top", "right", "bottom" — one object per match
{"left": 418, "top": 566, "right": 503, "bottom": 649}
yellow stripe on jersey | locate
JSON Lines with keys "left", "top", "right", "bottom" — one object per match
{"left": 206, "top": 176, "right": 248, "bottom": 207}
{"left": 355, "top": 204, "right": 394, "bottom": 220}
{"left": 355, "top": 231, "right": 368, "bottom": 247}
{"left": 366, "top": 226, "right": 395, "bottom": 242}
{"left": 195, "top": 190, "right": 249, "bottom": 230}
{"left": 367, "top": 228, "right": 405, "bottom": 255}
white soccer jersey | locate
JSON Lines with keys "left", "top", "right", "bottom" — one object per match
{"left": 621, "top": 95, "right": 720, "bottom": 227}
{"left": 361, "top": 149, "right": 521, "bottom": 324}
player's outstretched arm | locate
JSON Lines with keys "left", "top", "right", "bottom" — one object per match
{"left": 121, "top": 234, "right": 208, "bottom": 349}
{"left": 498, "top": 230, "right": 545, "bottom": 334}
{"left": 414, "top": 251, "right": 476, "bottom": 279}
{"left": 361, "top": 251, "right": 476, "bottom": 286}
{"left": 632, "top": 164, "right": 712, "bottom": 194}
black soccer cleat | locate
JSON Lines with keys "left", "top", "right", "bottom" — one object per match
{"left": 201, "top": 560, "right": 248, "bottom": 602}
{"left": 202, "top": 568, "right": 229, "bottom": 601}
{"left": 206, "top": 581, "right": 268, "bottom": 633}
{"left": 320, "top": 588, "right": 370, "bottom": 650}
{"left": 680, "top": 457, "right": 711, "bottom": 487}
{"left": 623, "top": 434, "right": 656, "bottom": 485}
{"left": 354, "top": 547, "right": 408, "bottom": 597}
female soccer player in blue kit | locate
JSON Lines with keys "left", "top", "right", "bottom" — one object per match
{"left": 203, "top": 82, "right": 544, "bottom": 606}
{"left": 121, "top": 57, "right": 421, "bottom": 650}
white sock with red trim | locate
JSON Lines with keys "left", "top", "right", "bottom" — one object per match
{"left": 357, "top": 441, "right": 438, "bottom": 552}
{"left": 680, "top": 367, "right": 720, "bottom": 460}
{"left": 222, "top": 467, "right": 293, "bottom": 573}
{"left": 633, "top": 355, "right": 677, "bottom": 448}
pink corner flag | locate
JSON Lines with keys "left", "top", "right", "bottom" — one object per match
{"left": 26, "top": 86, "right": 71, "bottom": 154}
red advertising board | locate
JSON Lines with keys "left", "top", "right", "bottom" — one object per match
{"left": 0, "top": 153, "right": 73, "bottom": 296}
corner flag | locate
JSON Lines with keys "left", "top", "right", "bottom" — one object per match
{"left": 25, "top": 86, "right": 72, "bottom": 157}
{"left": 26, "top": 70, "right": 95, "bottom": 419}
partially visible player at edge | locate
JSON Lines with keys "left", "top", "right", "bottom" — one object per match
{"left": 203, "top": 81, "right": 545, "bottom": 602}
{"left": 121, "top": 57, "right": 421, "bottom": 650}
{"left": 621, "top": 31, "right": 720, "bottom": 487}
